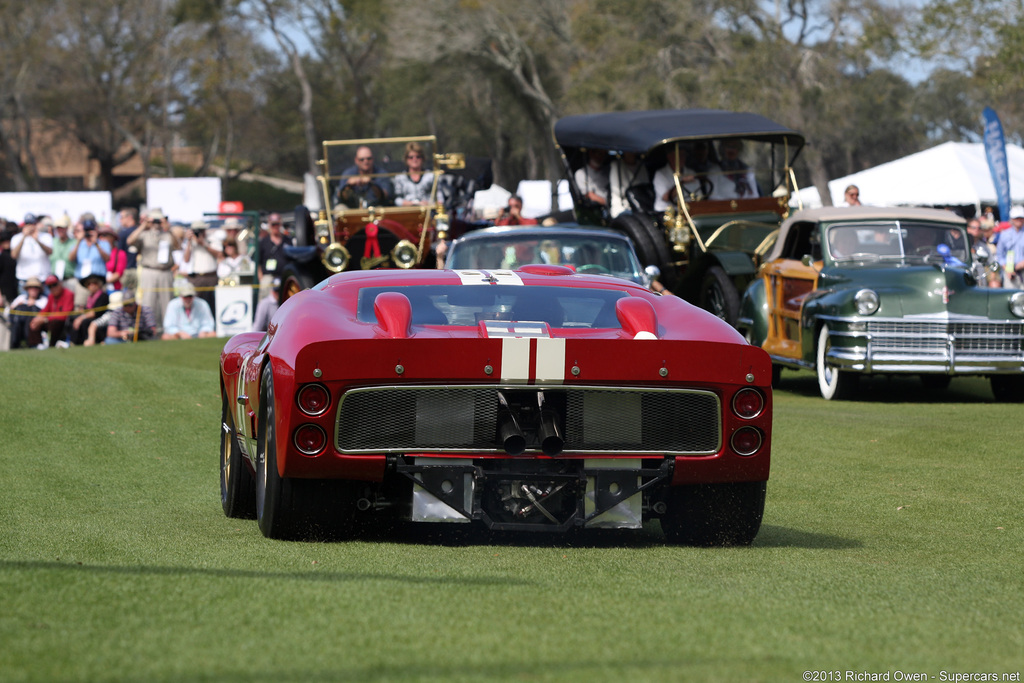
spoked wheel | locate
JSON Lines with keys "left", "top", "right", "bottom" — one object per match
{"left": 698, "top": 266, "right": 741, "bottom": 326}
{"left": 278, "top": 263, "right": 315, "bottom": 304}
{"left": 221, "top": 389, "right": 256, "bottom": 519}
{"left": 816, "top": 324, "right": 859, "bottom": 400}
{"left": 660, "top": 481, "right": 767, "bottom": 546}
{"left": 991, "top": 375, "right": 1024, "bottom": 402}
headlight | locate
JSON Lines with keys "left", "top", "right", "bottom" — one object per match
{"left": 854, "top": 289, "right": 880, "bottom": 316}
{"left": 1010, "top": 291, "right": 1024, "bottom": 318}
{"left": 323, "top": 243, "right": 350, "bottom": 272}
{"left": 392, "top": 240, "right": 419, "bottom": 269}
{"left": 315, "top": 220, "right": 331, "bottom": 244}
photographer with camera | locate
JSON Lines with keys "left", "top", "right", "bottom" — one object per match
{"left": 68, "top": 215, "right": 109, "bottom": 283}
{"left": 494, "top": 195, "right": 537, "bottom": 227}
{"left": 127, "top": 208, "right": 179, "bottom": 327}
{"left": 182, "top": 219, "right": 220, "bottom": 311}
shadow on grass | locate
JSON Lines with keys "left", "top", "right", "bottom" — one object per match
{"left": 776, "top": 370, "right": 997, "bottom": 404}
{"left": 753, "top": 524, "right": 862, "bottom": 549}
{"left": 287, "top": 519, "right": 861, "bottom": 551}
{"left": 0, "top": 559, "right": 535, "bottom": 586}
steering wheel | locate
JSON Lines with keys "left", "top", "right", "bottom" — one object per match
{"left": 576, "top": 264, "right": 611, "bottom": 275}
{"left": 338, "top": 182, "right": 384, "bottom": 209}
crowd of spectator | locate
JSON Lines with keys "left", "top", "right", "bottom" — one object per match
{"left": 0, "top": 208, "right": 284, "bottom": 350}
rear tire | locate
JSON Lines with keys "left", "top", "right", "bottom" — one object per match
{"left": 661, "top": 482, "right": 766, "bottom": 546}
{"left": 991, "top": 375, "right": 1024, "bottom": 402}
{"left": 221, "top": 390, "right": 256, "bottom": 519}
{"left": 816, "top": 324, "right": 858, "bottom": 400}
{"left": 698, "top": 265, "right": 740, "bottom": 325}
{"left": 256, "top": 370, "right": 302, "bottom": 539}
{"left": 610, "top": 213, "right": 675, "bottom": 289}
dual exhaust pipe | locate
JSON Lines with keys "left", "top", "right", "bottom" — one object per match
{"left": 497, "top": 391, "right": 564, "bottom": 456}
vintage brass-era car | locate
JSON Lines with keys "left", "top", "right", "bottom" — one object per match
{"left": 738, "top": 206, "right": 1024, "bottom": 400}
{"left": 282, "top": 135, "right": 488, "bottom": 299}
{"left": 554, "top": 109, "right": 805, "bottom": 325}
{"left": 220, "top": 266, "right": 773, "bottom": 544}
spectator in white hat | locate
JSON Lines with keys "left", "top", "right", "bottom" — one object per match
{"left": 49, "top": 215, "right": 76, "bottom": 281}
{"left": 161, "top": 280, "right": 216, "bottom": 340}
{"left": 127, "top": 208, "right": 179, "bottom": 328}
{"left": 183, "top": 219, "right": 220, "bottom": 311}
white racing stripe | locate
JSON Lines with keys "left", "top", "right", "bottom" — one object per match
{"left": 499, "top": 336, "right": 566, "bottom": 384}
{"left": 500, "top": 337, "right": 531, "bottom": 382}
{"left": 453, "top": 269, "right": 524, "bottom": 286}
{"left": 534, "top": 337, "right": 566, "bottom": 384}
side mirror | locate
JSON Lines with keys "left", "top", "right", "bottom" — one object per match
{"left": 801, "top": 255, "right": 814, "bottom": 267}
{"left": 644, "top": 264, "right": 662, "bottom": 281}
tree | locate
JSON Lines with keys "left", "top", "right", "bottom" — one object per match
{"left": 0, "top": 1, "right": 53, "bottom": 191}
{"left": 39, "top": 0, "right": 179, "bottom": 191}
{"left": 916, "top": 0, "right": 1024, "bottom": 144}
{"left": 387, "top": 0, "right": 570, "bottom": 187}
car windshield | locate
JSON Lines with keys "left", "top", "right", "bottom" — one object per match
{"left": 357, "top": 285, "right": 629, "bottom": 329}
{"left": 323, "top": 137, "right": 437, "bottom": 209}
{"left": 826, "top": 222, "right": 969, "bottom": 263}
{"left": 448, "top": 234, "right": 643, "bottom": 284}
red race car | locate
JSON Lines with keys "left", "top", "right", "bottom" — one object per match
{"left": 219, "top": 265, "right": 773, "bottom": 544}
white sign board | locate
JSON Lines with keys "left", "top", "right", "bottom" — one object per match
{"left": 0, "top": 191, "right": 113, "bottom": 226}
{"left": 146, "top": 178, "right": 222, "bottom": 224}
{"left": 215, "top": 286, "right": 253, "bottom": 337}
{"left": 516, "top": 180, "right": 553, "bottom": 219}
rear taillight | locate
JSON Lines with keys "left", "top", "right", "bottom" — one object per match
{"left": 297, "top": 383, "right": 330, "bottom": 416}
{"left": 732, "top": 388, "right": 765, "bottom": 419}
{"left": 731, "top": 427, "right": 763, "bottom": 456}
{"left": 294, "top": 424, "right": 327, "bottom": 455}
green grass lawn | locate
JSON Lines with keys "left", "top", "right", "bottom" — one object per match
{"left": 1, "top": 341, "right": 1021, "bottom": 682}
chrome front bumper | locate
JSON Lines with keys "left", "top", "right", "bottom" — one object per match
{"left": 825, "top": 316, "right": 1024, "bottom": 374}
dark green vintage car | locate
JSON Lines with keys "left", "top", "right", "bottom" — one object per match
{"left": 738, "top": 206, "right": 1024, "bottom": 400}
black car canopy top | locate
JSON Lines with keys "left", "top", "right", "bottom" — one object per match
{"left": 553, "top": 109, "right": 804, "bottom": 156}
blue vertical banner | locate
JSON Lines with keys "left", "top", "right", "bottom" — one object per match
{"left": 982, "top": 107, "right": 1011, "bottom": 222}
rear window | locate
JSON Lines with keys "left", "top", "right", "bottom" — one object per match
{"left": 448, "top": 234, "right": 642, "bottom": 283}
{"left": 357, "top": 285, "right": 628, "bottom": 329}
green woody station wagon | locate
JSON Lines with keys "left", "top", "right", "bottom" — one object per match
{"left": 738, "top": 206, "right": 1024, "bottom": 400}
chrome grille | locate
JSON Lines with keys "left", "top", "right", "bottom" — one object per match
{"left": 335, "top": 385, "right": 720, "bottom": 455}
{"left": 866, "top": 320, "right": 1024, "bottom": 357}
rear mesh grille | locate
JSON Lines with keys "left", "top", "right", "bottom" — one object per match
{"left": 335, "top": 385, "right": 720, "bottom": 455}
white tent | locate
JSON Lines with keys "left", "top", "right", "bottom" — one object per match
{"left": 826, "top": 141, "right": 1024, "bottom": 213}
